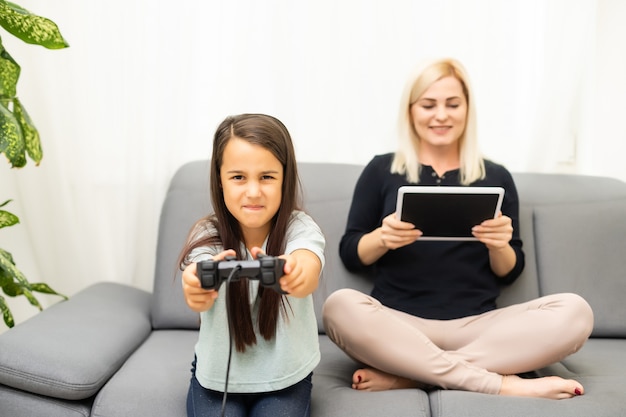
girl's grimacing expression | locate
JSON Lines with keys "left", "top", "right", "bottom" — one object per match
{"left": 410, "top": 75, "right": 468, "bottom": 152}
{"left": 220, "top": 136, "right": 284, "bottom": 248}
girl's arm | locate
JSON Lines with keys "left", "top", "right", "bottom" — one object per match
{"left": 250, "top": 246, "right": 321, "bottom": 298}
{"left": 279, "top": 248, "right": 322, "bottom": 297}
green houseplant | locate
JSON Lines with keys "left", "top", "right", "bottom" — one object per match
{"left": 0, "top": 1, "right": 69, "bottom": 327}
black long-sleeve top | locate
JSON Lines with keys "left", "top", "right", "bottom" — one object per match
{"left": 339, "top": 153, "right": 525, "bottom": 320}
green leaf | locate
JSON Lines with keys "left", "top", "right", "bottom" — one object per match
{"left": 0, "top": 264, "right": 10, "bottom": 286}
{"left": 21, "top": 286, "right": 42, "bottom": 309}
{"left": 0, "top": 199, "right": 19, "bottom": 229}
{"left": 0, "top": 250, "right": 42, "bottom": 310}
{"left": 0, "top": 98, "right": 25, "bottom": 167}
{"left": 0, "top": 247, "right": 14, "bottom": 262}
{"left": 0, "top": 1, "right": 69, "bottom": 49}
{"left": 0, "top": 294, "right": 15, "bottom": 327}
{"left": 0, "top": 39, "right": 20, "bottom": 98}
{"left": 0, "top": 247, "right": 30, "bottom": 288}
{"left": 0, "top": 208, "right": 19, "bottom": 228}
{"left": 1, "top": 279, "right": 21, "bottom": 296}
{"left": 12, "top": 97, "right": 40, "bottom": 163}
{"left": 30, "top": 282, "right": 67, "bottom": 300}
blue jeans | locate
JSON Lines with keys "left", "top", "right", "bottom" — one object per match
{"left": 186, "top": 358, "right": 312, "bottom": 417}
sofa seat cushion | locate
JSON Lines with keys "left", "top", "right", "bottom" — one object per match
{"left": 312, "top": 336, "right": 431, "bottom": 417}
{"left": 0, "top": 282, "right": 152, "bottom": 400}
{"left": 430, "top": 338, "right": 626, "bottom": 417}
{"left": 429, "top": 381, "right": 626, "bottom": 417}
{"left": 91, "top": 330, "right": 197, "bottom": 417}
{"left": 552, "top": 338, "right": 626, "bottom": 377}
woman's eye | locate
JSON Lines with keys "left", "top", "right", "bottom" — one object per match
{"left": 421, "top": 105, "right": 435, "bottom": 110}
{"left": 448, "top": 104, "right": 459, "bottom": 109}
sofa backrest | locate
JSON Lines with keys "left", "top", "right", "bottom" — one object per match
{"left": 298, "top": 163, "right": 372, "bottom": 332}
{"left": 508, "top": 173, "right": 626, "bottom": 337}
{"left": 151, "top": 160, "right": 626, "bottom": 339}
{"left": 151, "top": 160, "right": 211, "bottom": 330}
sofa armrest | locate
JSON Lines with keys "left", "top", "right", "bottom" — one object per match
{"left": 0, "top": 282, "right": 152, "bottom": 400}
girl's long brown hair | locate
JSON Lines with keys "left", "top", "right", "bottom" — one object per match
{"left": 178, "top": 113, "right": 302, "bottom": 352}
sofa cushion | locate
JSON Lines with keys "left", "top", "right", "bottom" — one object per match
{"left": 496, "top": 205, "right": 540, "bottom": 307}
{"left": 533, "top": 199, "right": 626, "bottom": 337}
{"left": 92, "top": 330, "right": 196, "bottom": 417}
{"left": 429, "top": 382, "right": 625, "bottom": 417}
{"left": 151, "top": 160, "right": 211, "bottom": 330}
{"left": 298, "top": 162, "right": 373, "bottom": 333}
{"left": 0, "top": 282, "right": 151, "bottom": 400}
{"left": 312, "top": 336, "right": 432, "bottom": 417}
{"left": 513, "top": 172, "right": 626, "bottom": 206}
{"left": 558, "top": 338, "right": 626, "bottom": 377}
{"left": 0, "top": 385, "right": 93, "bottom": 417}
{"left": 430, "top": 340, "right": 626, "bottom": 417}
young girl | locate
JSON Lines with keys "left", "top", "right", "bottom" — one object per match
{"left": 179, "top": 114, "right": 325, "bottom": 417}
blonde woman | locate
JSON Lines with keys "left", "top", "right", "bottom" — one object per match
{"left": 322, "top": 58, "right": 593, "bottom": 399}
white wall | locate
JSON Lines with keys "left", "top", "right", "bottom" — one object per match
{"left": 1, "top": 0, "right": 625, "bottom": 331}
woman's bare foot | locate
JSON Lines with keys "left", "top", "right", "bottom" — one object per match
{"left": 499, "top": 375, "right": 584, "bottom": 399}
{"left": 352, "top": 368, "right": 423, "bottom": 391}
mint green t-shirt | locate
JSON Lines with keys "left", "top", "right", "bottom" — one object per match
{"left": 190, "top": 210, "right": 325, "bottom": 393}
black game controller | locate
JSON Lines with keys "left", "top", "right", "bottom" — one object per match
{"left": 197, "top": 254, "right": 287, "bottom": 294}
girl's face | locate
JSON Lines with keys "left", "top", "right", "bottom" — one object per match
{"left": 220, "top": 137, "right": 283, "bottom": 246}
{"left": 410, "top": 75, "right": 468, "bottom": 152}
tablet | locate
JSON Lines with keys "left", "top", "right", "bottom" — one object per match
{"left": 395, "top": 186, "right": 505, "bottom": 241}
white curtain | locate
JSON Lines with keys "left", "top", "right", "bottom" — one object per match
{"left": 1, "top": 0, "right": 624, "bottom": 327}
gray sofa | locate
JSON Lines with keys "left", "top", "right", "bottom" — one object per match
{"left": 2, "top": 160, "right": 626, "bottom": 417}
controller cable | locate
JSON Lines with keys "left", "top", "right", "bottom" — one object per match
{"left": 220, "top": 264, "right": 241, "bottom": 417}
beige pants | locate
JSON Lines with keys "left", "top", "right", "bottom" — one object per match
{"left": 322, "top": 289, "right": 594, "bottom": 394}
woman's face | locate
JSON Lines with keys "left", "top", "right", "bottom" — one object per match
{"left": 410, "top": 75, "right": 468, "bottom": 152}
{"left": 220, "top": 137, "right": 283, "bottom": 244}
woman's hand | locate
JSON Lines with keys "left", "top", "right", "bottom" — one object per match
{"left": 181, "top": 249, "right": 236, "bottom": 312}
{"left": 471, "top": 212, "right": 513, "bottom": 250}
{"left": 357, "top": 213, "right": 422, "bottom": 266}
{"left": 250, "top": 247, "right": 321, "bottom": 298}
{"left": 380, "top": 213, "right": 423, "bottom": 250}
{"left": 472, "top": 212, "right": 516, "bottom": 277}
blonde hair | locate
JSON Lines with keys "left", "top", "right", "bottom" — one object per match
{"left": 391, "top": 58, "right": 485, "bottom": 184}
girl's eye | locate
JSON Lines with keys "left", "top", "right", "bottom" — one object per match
{"left": 261, "top": 175, "right": 275, "bottom": 181}
{"left": 232, "top": 175, "right": 244, "bottom": 181}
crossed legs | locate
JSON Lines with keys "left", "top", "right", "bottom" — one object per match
{"left": 322, "top": 289, "right": 594, "bottom": 399}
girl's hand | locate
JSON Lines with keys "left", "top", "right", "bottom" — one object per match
{"left": 250, "top": 247, "right": 321, "bottom": 298}
{"left": 181, "top": 249, "right": 236, "bottom": 312}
